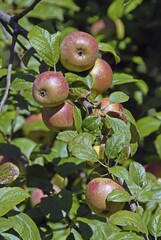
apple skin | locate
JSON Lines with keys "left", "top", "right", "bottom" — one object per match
{"left": 90, "top": 58, "right": 113, "bottom": 94}
{"left": 42, "top": 102, "right": 74, "bottom": 131}
{"left": 60, "top": 31, "right": 99, "bottom": 72}
{"left": 85, "top": 177, "right": 125, "bottom": 217}
{"left": 144, "top": 162, "right": 161, "bottom": 178}
{"left": 32, "top": 71, "right": 69, "bottom": 107}
{"left": 96, "top": 97, "right": 128, "bottom": 123}
{"left": 30, "top": 185, "right": 61, "bottom": 207}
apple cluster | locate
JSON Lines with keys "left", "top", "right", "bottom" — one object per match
{"left": 32, "top": 31, "right": 113, "bottom": 131}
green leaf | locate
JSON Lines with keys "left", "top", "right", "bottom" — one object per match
{"left": 0, "top": 217, "right": 13, "bottom": 233}
{"left": 106, "top": 116, "right": 131, "bottom": 143}
{"left": 28, "top": 26, "right": 61, "bottom": 67}
{"left": 137, "top": 116, "right": 161, "bottom": 138}
{"left": 58, "top": 157, "right": 83, "bottom": 166}
{"left": 109, "top": 91, "right": 129, "bottom": 103}
{"left": 148, "top": 213, "right": 161, "bottom": 237}
{"left": 112, "top": 73, "right": 138, "bottom": 86}
{"left": 0, "top": 162, "right": 20, "bottom": 185}
{"left": 129, "top": 161, "right": 147, "bottom": 187}
{"left": 154, "top": 134, "right": 161, "bottom": 158}
{"left": 105, "top": 133, "right": 126, "bottom": 158}
{"left": 73, "top": 106, "right": 82, "bottom": 131}
{"left": 56, "top": 130, "right": 78, "bottom": 142}
{"left": 107, "top": 232, "right": 145, "bottom": 240}
{"left": 9, "top": 212, "right": 41, "bottom": 240}
{"left": 0, "top": 233, "right": 20, "bottom": 240}
{"left": 82, "top": 116, "right": 102, "bottom": 132}
{"left": 71, "top": 144, "right": 98, "bottom": 162}
{"left": 98, "top": 42, "right": 120, "bottom": 63}
{"left": 107, "top": 189, "right": 133, "bottom": 202}
{"left": 0, "top": 187, "right": 30, "bottom": 217}
{"left": 109, "top": 210, "right": 147, "bottom": 234}
{"left": 108, "top": 166, "right": 129, "bottom": 181}
{"left": 10, "top": 78, "right": 33, "bottom": 91}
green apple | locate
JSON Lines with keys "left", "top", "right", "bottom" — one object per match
{"left": 60, "top": 31, "right": 99, "bottom": 72}
{"left": 32, "top": 71, "right": 69, "bottom": 107}
{"left": 42, "top": 102, "right": 74, "bottom": 131}
{"left": 85, "top": 177, "right": 125, "bottom": 217}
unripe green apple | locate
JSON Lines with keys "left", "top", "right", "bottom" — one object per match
{"left": 90, "top": 58, "right": 113, "bottom": 94}
{"left": 42, "top": 102, "right": 74, "bottom": 131}
{"left": 32, "top": 71, "right": 69, "bottom": 107}
{"left": 85, "top": 177, "right": 125, "bottom": 216}
{"left": 60, "top": 31, "right": 99, "bottom": 72}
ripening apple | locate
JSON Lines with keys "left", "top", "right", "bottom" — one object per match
{"left": 144, "top": 162, "right": 161, "bottom": 178}
{"left": 90, "top": 58, "right": 113, "bottom": 94}
{"left": 60, "top": 31, "right": 99, "bottom": 72}
{"left": 42, "top": 102, "right": 74, "bottom": 131}
{"left": 85, "top": 177, "right": 125, "bottom": 216}
{"left": 96, "top": 97, "right": 128, "bottom": 123}
{"left": 32, "top": 71, "right": 69, "bottom": 107}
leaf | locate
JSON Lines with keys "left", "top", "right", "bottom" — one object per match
{"left": 105, "top": 133, "right": 126, "bottom": 158}
{"left": 28, "top": 26, "right": 61, "bottom": 66}
{"left": 0, "top": 187, "right": 30, "bottom": 217}
{"left": 71, "top": 144, "right": 98, "bottom": 162}
{"left": 107, "top": 189, "right": 133, "bottom": 202}
{"left": 58, "top": 157, "right": 83, "bottom": 166}
{"left": 109, "top": 210, "right": 147, "bottom": 234}
{"left": 108, "top": 165, "right": 129, "bottom": 181}
{"left": 56, "top": 131, "right": 78, "bottom": 142}
{"left": 9, "top": 212, "right": 41, "bottom": 240}
{"left": 10, "top": 78, "right": 33, "bottom": 91}
{"left": 0, "top": 143, "right": 21, "bottom": 160}
{"left": 148, "top": 213, "right": 161, "bottom": 237}
{"left": 154, "top": 134, "right": 161, "bottom": 158}
{"left": 0, "top": 217, "right": 13, "bottom": 233}
{"left": 0, "top": 162, "right": 20, "bottom": 185}
{"left": 137, "top": 116, "right": 161, "bottom": 138}
{"left": 129, "top": 161, "right": 146, "bottom": 187}
{"left": 109, "top": 91, "right": 129, "bottom": 103}
{"left": 82, "top": 116, "right": 102, "bottom": 132}
{"left": 107, "top": 232, "right": 145, "bottom": 240}
{"left": 73, "top": 105, "right": 82, "bottom": 131}
{"left": 0, "top": 233, "right": 20, "bottom": 240}
{"left": 98, "top": 42, "right": 120, "bottom": 63}
{"left": 112, "top": 73, "right": 138, "bottom": 85}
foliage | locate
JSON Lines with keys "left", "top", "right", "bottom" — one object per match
{"left": 0, "top": 0, "right": 161, "bottom": 239}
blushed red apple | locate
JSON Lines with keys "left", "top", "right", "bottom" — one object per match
{"left": 90, "top": 58, "right": 113, "bottom": 94}
{"left": 60, "top": 31, "right": 99, "bottom": 72}
{"left": 85, "top": 177, "right": 125, "bottom": 216}
{"left": 32, "top": 71, "right": 69, "bottom": 107}
{"left": 42, "top": 102, "right": 74, "bottom": 131}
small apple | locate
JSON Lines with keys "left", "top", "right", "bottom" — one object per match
{"left": 90, "top": 18, "right": 116, "bottom": 38}
{"left": 90, "top": 58, "right": 113, "bottom": 94}
{"left": 96, "top": 97, "right": 128, "bottom": 123}
{"left": 42, "top": 102, "right": 74, "bottom": 131}
{"left": 30, "top": 185, "right": 61, "bottom": 207}
{"left": 32, "top": 71, "right": 69, "bottom": 107}
{"left": 85, "top": 177, "right": 125, "bottom": 216}
{"left": 60, "top": 31, "right": 99, "bottom": 72}
{"left": 144, "top": 162, "right": 161, "bottom": 178}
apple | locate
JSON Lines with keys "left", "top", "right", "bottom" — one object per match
{"left": 42, "top": 102, "right": 74, "bottom": 131}
{"left": 32, "top": 71, "right": 69, "bottom": 107}
{"left": 96, "top": 97, "right": 128, "bottom": 123}
{"left": 144, "top": 162, "right": 161, "bottom": 178}
{"left": 85, "top": 177, "right": 125, "bottom": 216}
{"left": 30, "top": 185, "right": 61, "bottom": 207}
{"left": 90, "top": 18, "right": 116, "bottom": 38}
{"left": 90, "top": 58, "right": 113, "bottom": 94}
{"left": 60, "top": 31, "right": 99, "bottom": 72}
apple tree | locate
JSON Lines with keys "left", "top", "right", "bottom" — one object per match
{"left": 0, "top": 0, "right": 161, "bottom": 239}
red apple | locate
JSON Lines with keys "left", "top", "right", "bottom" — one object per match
{"left": 60, "top": 31, "right": 99, "bottom": 72}
{"left": 90, "top": 18, "right": 116, "bottom": 38}
{"left": 32, "top": 71, "right": 69, "bottom": 107}
{"left": 85, "top": 177, "right": 125, "bottom": 216}
{"left": 42, "top": 102, "right": 74, "bottom": 131}
{"left": 90, "top": 58, "right": 113, "bottom": 94}
{"left": 144, "top": 162, "right": 161, "bottom": 178}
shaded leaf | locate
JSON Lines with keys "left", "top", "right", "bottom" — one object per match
{"left": 105, "top": 133, "right": 126, "bottom": 158}
{"left": 129, "top": 161, "right": 146, "bottom": 187}
{"left": 98, "top": 42, "right": 120, "bottom": 63}
{"left": 74, "top": 106, "right": 82, "bottom": 131}
{"left": 56, "top": 131, "right": 78, "bottom": 142}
